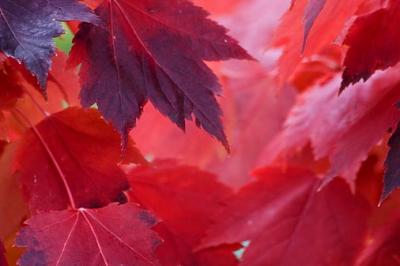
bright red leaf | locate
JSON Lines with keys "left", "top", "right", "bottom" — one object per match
{"left": 127, "top": 160, "right": 232, "bottom": 246}
{"left": 16, "top": 203, "right": 160, "bottom": 266}
{"left": 263, "top": 68, "right": 400, "bottom": 188}
{"left": 201, "top": 167, "right": 370, "bottom": 266}
{"left": 273, "top": 0, "right": 371, "bottom": 82}
{"left": 341, "top": 0, "right": 400, "bottom": 91}
{"left": 69, "top": 0, "right": 252, "bottom": 148}
{"left": 127, "top": 160, "right": 235, "bottom": 265}
{"left": 15, "top": 107, "right": 145, "bottom": 213}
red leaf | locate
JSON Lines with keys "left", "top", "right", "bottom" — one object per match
{"left": 69, "top": 0, "right": 252, "bottom": 148}
{"left": 201, "top": 167, "right": 370, "bottom": 266}
{"left": 127, "top": 160, "right": 234, "bottom": 265}
{"left": 16, "top": 203, "right": 160, "bottom": 266}
{"left": 128, "top": 160, "right": 232, "bottom": 246}
{"left": 263, "top": 69, "right": 400, "bottom": 188}
{"left": 273, "top": 0, "right": 371, "bottom": 82}
{"left": 15, "top": 107, "right": 145, "bottom": 213}
{"left": 131, "top": 70, "right": 295, "bottom": 188}
{"left": 341, "top": 0, "right": 400, "bottom": 91}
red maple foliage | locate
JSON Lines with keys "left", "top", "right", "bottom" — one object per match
{"left": 1, "top": 0, "right": 400, "bottom": 265}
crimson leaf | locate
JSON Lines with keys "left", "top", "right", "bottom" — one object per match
{"left": 16, "top": 203, "right": 160, "bottom": 266}
{"left": 15, "top": 107, "right": 145, "bottom": 213}
{"left": 201, "top": 167, "right": 369, "bottom": 266}
{"left": 341, "top": 0, "right": 400, "bottom": 91}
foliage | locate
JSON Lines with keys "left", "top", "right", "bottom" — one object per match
{"left": 0, "top": 0, "right": 400, "bottom": 265}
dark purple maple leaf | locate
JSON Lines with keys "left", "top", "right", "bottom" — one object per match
{"left": 69, "top": 0, "right": 252, "bottom": 149}
{"left": 382, "top": 122, "right": 400, "bottom": 202}
{"left": 0, "top": 0, "right": 98, "bottom": 89}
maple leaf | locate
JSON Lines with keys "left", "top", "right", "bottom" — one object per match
{"left": 341, "top": 0, "right": 400, "bottom": 91}
{"left": 273, "top": 0, "right": 371, "bottom": 82}
{"left": 201, "top": 167, "right": 370, "bottom": 266}
{"left": 127, "top": 160, "right": 235, "bottom": 265}
{"left": 262, "top": 69, "right": 400, "bottom": 188}
{"left": 132, "top": 42, "right": 295, "bottom": 188}
{"left": 69, "top": 0, "right": 252, "bottom": 148}
{"left": 16, "top": 203, "right": 160, "bottom": 266}
{"left": 15, "top": 107, "right": 145, "bottom": 213}
{"left": 0, "top": 0, "right": 98, "bottom": 89}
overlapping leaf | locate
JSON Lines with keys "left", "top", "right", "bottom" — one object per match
{"left": 70, "top": 0, "right": 252, "bottom": 147}
{"left": 127, "top": 160, "right": 236, "bottom": 265}
{"left": 15, "top": 107, "right": 145, "bottom": 213}
{"left": 16, "top": 203, "right": 160, "bottom": 266}
{"left": 273, "top": 0, "right": 374, "bottom": 82}
{"left": 341, "top": 0, "right": 400, "bottom": 90}
{"left": 131, "top": 0, "right": 294, "bottom": 187}
{"left": 0, "top": 0, "right": 98, "bottom": 88}
{"left": 263, "top": 68, "right": 400, "bottom": 188}
{"left": 201, "top": 167, "right": 370, "bottom": 266}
